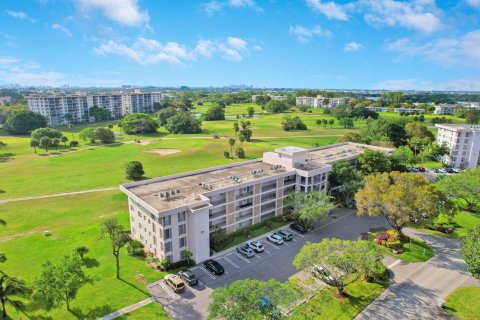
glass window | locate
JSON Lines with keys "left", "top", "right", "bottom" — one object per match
{"left": 179, "top": 224, "right": 186, "bottom": 235}
{"left": 166, "top": 254, "right": 173, "bottom": 263}
{"left": 178, "top": 211, "right": 186, "bottom": 222}
{"left": 164, "top": 228, "right": 171, "bottom": 240}
{"left": 162, "top": 215, "right": 171, "bottom": 226}
{"left": 165, "top": 242, "right": 172, "bottom": 253}
{"left": 179, "top": 237, "right": 187, "bottom": 248}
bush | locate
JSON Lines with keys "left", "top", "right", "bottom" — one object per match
{"left": 93, "top": 127, "right": 115, "bottom": 144}
{"left": 108, "top": 124, "right": 113, "bottom": 129}
{"left": 386, "top": 240, "right": 401, "bottom": 248}
{"left": 223, "top": 151, "right": 230, "bottom": 158}
{"left": 122, "top": 113, "right": 159, "bottom": 134}
{"left": 235, "top": 147, "right": 245, "bottom": 158}
{"left": 165, "top": 111, "right": 202, "bottom": 134}
{"left": 31, "top": 128, "right": 62, "bottom": 141}
{"left": 375, "top": 232, "right": 390, "bottom": 241}
{"left": 127, "top": 240, "right": 145, "bottom": 257}
{"left": 281, "top": 115, "right": 307, "bottom": 131}
{"left": 204, "top": 104, "right": 225, "bottom": 121}
{"left": 69, "top": 140, "right": 79, "bottom": 147}
{"left": 5, "top": 110, "right": 48, "bottom": 134}
{"left": 165, "top": 258, "right": 196, "bottom": 271}
{"left": 126, "top": 161, "right": 145, "bottom": 180}
{"left": 265, "top": 100, "right": 289, "bottom": 113}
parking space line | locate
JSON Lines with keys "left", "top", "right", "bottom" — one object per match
{"left": 264, "top": 240, "right": 281, "bottom": 250}
{"left": 283, "top": 241, "right": 290, "bottom": 246}
{"left": 290, "top": 230, "right": 305, "bottom": 238}
{"left": 224, "top": 256, "right": 240, "bottom": 268}
{"left": 198, "top": 280, "right": 203, "bottom": 286}
{"left": 200, "top": 266, "right": 216, "bottom": 280}
{"left": 159, "top": 281, "right": 176, "bottom": 299}
{"left": 234, "top": 252, "right": 251, "bottom": 264}
{"left": 190, "top": 267, "right": 198, "bottom": 271}
{"left": 265, "top": 249, "right": 271, "bottom": 254}
{"left": 254, "top": 253, "right": 262, "bottom": 259}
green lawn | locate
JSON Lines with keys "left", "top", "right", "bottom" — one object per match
{"left": 445, "top": 287, "right": 480, "bottom": 320}
{"left": 409, "top": 210, "right": 480, "bottom": 239}
{"left": 0, "top": 191, "right": 167, "bottom": 319}
{"left": 290, "top": 276, "right": 389, "bottom": 319}
{"left": 368, "top": 233, "right": 434, "bottom": 262}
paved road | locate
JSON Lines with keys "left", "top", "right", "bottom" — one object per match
{"left": 147, "top": 209, "right": 390, "bottom": 320}
{"left": 356, "top": 228, "right": 480, "bottom": 320}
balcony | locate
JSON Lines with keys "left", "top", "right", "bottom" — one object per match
{"left": 261, "top": 192, "right": 277, "bottom": 203}
{"left": 261, "top": 183, "right": 277, "bottom": 193}
{"left": 236, "top": 191, "right": 253, "bottom": 200}
{"left": 261, "top": 203, "right": 276, "bottom": 213}
{"left": 210, "top": 209, "right": 227, "bottom": 220}
{"left": 211, "top": 198, "right": 226, "bottom": 206}
{"left": 235, "top": 209, "right": 253, "bottom": 222}
{"left": 236, "top": 201, "right": 253, "bottom": 210}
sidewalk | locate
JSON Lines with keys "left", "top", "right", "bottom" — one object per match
{"left": 99, "top": 297, "right": 155, "bottom": 320}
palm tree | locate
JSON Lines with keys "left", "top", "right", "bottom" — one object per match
{"left": 228, "top": 138, "right": 235, "bottom": 158}
{"left": 61, "top": 136, "right": 69, "bottom": 148}
{"left": 0, "top": 275, "right": 29, "bottom": 318}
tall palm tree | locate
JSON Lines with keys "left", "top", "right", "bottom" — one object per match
{"left": 0, "top": 275, "right": 29, "bottom": 318}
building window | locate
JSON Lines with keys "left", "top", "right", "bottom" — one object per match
{"left": 166, "top": 254, "right": 173, "bottom": 263}
{"left": 164, "top": 228, "right": 171, "bottom": 240}
{"left": 162, "top": 215, "right": 171, "bottom": 226}
{"left": 165, "top": 242, "right": 172, "bottom": 253}
{"left": 178, "top": 211, "right": 186, "bottom": 222}
{"left": 138, "top": 223, "right": 142, "bottom": 229}
{"left": 179, "top": 237, "right": 187, "bottom": 248}
{"left": 179, "top": 224, "right": 186, "bottom": 235}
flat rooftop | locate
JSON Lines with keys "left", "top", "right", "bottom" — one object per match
{"left": 435, "top": 124, "right": 480, "bottom": 131}
{"left": 122, "top": 143, "right": 392, "bottom": 212}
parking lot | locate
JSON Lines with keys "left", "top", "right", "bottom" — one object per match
{"left": 148, "top": 209, "right": 390, "bottom": 320}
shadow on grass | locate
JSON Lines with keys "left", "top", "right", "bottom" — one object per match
{"left": 0, "top": 152, "right": 15, "bottom": 162}
{"left": 83, "top": 257, "right": 100, "bottom": 268}
{"left": 0, "top": 189, "right": 5, "bottom": 194}
{"left": 71, "top": 304, "right": 115, "bottom": 320}
{"left": 119, "top": 277, "right": 151, "bottom": 296}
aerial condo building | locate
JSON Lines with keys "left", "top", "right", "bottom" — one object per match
{"left": 120, "top": 143, "right": 392, "bottom": 264}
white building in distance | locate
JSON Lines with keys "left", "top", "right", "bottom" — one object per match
{"left": 0, "top": 96, "right": 12, "bottom": 106}
{"left": 296, "top": 96, "right": 346, "bottom": 108}
{"left": 434, "top": 105, "right": 455, "bottom": 115}
{"left": 27, "top": 92, "right": 164, "bottom": 126}
{"left": 435, "top": 124, "right": 480, "bottom": 168}
{"left": 366, "top": 106, "right": 388, "bottom": 112}
{"left": 394, "top": 108, "right": 425, "bottom": 114}
{"left": 120, "top": 143, "right": 393, "bottom": 264}
{"left": 252, "top": 94, "right": 287, "bottom": 102}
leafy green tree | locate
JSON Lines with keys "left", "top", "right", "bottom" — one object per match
{"left": 122, "top": 113, "right": 159, "bottom": 135}
{"left": 329, "top": 159, "right": 364, "bottom": 206}
{"left": 265, "top": 100, "right": 289, "bottom": 113}
{"left": 462, "top": 225, "right": 480, "bottom": 279}
{"left": 358, "top": 149, "right": 392, "bottom": 174}
{"left": 436, "top": 168, "right": 480, "bottom": 212}
{"left": 31, "top": 128, "right": 62, "bottom": 141}
{"left": 404, "top": 122, "right": 435, "bottom": 142}
{"left": 182, "top": 250, "right": 193, "bottom": 264}
{"left": 328, "top": 119, "right": 334, "bottom": 127}
{"left": 246, "top": 106, "right": 255, "bottom": 118}
{"left": 315, "top": 119, "right": 321, "bottom": 128}
{"left": 223, "top": 151, "right": 230, "bottom": 159}
{"left": 339, "top": 132, "right": 363, "bottom": 143}
{"left": 165, "top": 111, "right": 202, "bottom": 134}
{"left": 228, "top": 138, "right": 235, "bottom": 157}
{"left": 321, "top": 119, "right": 328, "bottom": 128}
{"left": 0, "top": 141, "right": 5, "bottom": 148}
{"left": 339, "top": 117, "right": 354, "bottom": 128}
{"left": 79, "top": 127, "right": 96, "bottom": 142}
{"left": 125, "top": 161, "right": 144, "bottom": 180}
{"left": 4, "top": 109, "right": 47, "bottom": 134}
{"left": 286, "top": 191, "right": 333, "bottom": 223}
{"left": 93, "top": 127, "right": 115, "bottom": 144}
{"left": 465, "top": 110, "right": 480, "bottom": 124}
{"left": 0, "top": 274, "right": 29, "bottom": 318}
{"left": 204, "top": 104, "right": 225, "bottom": 121}
{"left": 88, "top": 106, "right": 111, "bottom": 121}
{"left": 73, "top": 246, "right": 89, "bottom": 261}
{"left": 30, "top": 139, "right": 39, "bottom": 154}
{"left": 238, "top": 132, "right": 246, "bottom": 147}
{"left": 156, "top": 107, "right": 177, "bottom": 126}
{"left": 233, "top": 122, "right": 239, "bottom": 138}
{"left": 61, "top": 136, "right": 69, "bottom": 147}
{"left": 356, "top": 172, "right": 455, "bottom": 234}
{"left": 51, "top": 137, "right": 60, "bottom": 150}
{"left": 392, "top": 146, "right": 415, "bottom": 167}
{"left": 100, "top": 218, "right": 131, "bottom": 279}
{"left": 39, "top": 136, "right": 51, "bottom": 152}
{"left": 281, "top": 115, "right": 307, "bottom": 131}
{"left": 235, "top": 146, "right": 245, "bottom": 159}
{"left": 33, "top": 255, "right": 92, "bottom": 312}
{"left": 408, "top": 137, "right": 430, "bottom": 157}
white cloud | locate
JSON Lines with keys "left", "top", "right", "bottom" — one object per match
{"left": 203, "top": 1, "right": 223, "bottom": 15}
{"left": 344, "top": 41, "right": 363, "bottom": 51}
{"left": 52, "top": 24, "right": 73, "bottom": 37}
{"left": 386, "top": 29, "right": 480, "bottom": 68}
{"left": 94, "top": 36, "right": 253, "bottom": 64}
{"left": 374, "top": 78, "right": 480, "bottom": 91}
{"left": 289, "top": 25, "right": 332, "bottom": 44}
{"left": 355, "top": 0, "right": 442, "bottom": 34}
{"left": 5, "top": 10, "right": 35, "bottom": 22}
{"left": 467, "top": 0, "right": 480, "bottom": 8}
{"left": 74, "top": 0, "right": 149, "bottom": 26}
{"left": 306, "top": 0, "right": 348, "bottom": 20}
{"left": 252, "top": 44, "right": 263, "bottom": 51}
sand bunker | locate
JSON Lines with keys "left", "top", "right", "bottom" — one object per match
{"left": 137, "top": 139, "right": 154, "bottom": 146}
{"left": 144, "top": 148, "right": 181, "bottom": 156}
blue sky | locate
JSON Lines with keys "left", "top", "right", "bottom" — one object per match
{"left": 1, "top": 0, "right": 480, "bottom": 90}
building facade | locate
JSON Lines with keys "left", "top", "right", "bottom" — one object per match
{"left": 252, "top": 94, "right": 288, "bottom": 102}
{"left": 366, "top": 106, "right": 388, "bottom": 112}
{"left": 435, "top": 124, "right": 480, "bottom": 168}
{"left": 0, "top": 96, "right": 11, "bottom": 106}
{"left": 394, "top": 108, "right": 425, "bottom": 114}
{"left": 434, "top": 105, "right": 455, "bottom": 115}
{"left": 27, "top": 92, "right": 164, "bottom": 126}
{"left": 296, "top": 96, "right": 346, "bottom": 108}
{"left": 120, "top": 143, "right": 392, "bottom": 264}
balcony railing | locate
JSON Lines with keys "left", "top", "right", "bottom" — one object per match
{"left": 261, "top": 184, "right": 277, "bottom": 192}
{"left": 261, "top": 204, "right": 276, "bottom": 213}
{"left": 236, "top": 202, "right": 253, "bottom": 210}
{"left": 236, "top": 191, "right": 253, "bottom": 200}
{"left": 210, "top": 210, "right": 227, "bottom": 220}
{"left": 211, "top": 199, "right": 226, "bottom": 206}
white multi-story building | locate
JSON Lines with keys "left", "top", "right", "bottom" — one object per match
{"left": 0, "top": 96, "right": 12, "bottom": 106}
{"left": 435, "top": 124, "right": 480, "bottom": 168}
{"left": 366, "top": 107, "right": 388, "bottom": 112}
{"left": 434, "top": 105, "right": 455, "bottom": 115}
{"left": 394, "top": 108, "right": 425, "bottom": 114}
{"left": 27, "top": 92, "right": 164, "bottom": 126}
{"left": 296, "top": 96, "right": 320, "bottom": 108}
{"left": 329, "top": 97, "right": 347, "bottom": 108}
{"left": 120, "top": 143, "right": 393, "bottom": 263}
{"left": 252, "top": 94, "right": 287, "bottom": 102}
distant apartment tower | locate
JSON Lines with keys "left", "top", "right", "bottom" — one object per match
{"left": 120, "top": 143, "right": 393, "bottom": 264}
{"left": 296, "top": 96, "right": 346, "bottom": 108}
{"left": 435, "top": 124, "right": 480, "bottom": 168}
{"left": 0, "top": 96, "right": 12, "bottom": 106}
{"left": 394, "top": 108, "right": 425, "bottom": 114}
{"left": 434, "top": 105, "right": 455, "bottom": 115}
{"left": 28, "top": 92, "right": 164, "bottom": 126}
{"left": 252, "top": 94, "right": 287, "bottom": 102}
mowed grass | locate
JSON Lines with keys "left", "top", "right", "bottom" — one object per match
{"left": 445, "top": 287, "right": 480, "bottom": 320}
{"left": 409, "top": 210, "right": 480, "bottom": 239}
{"left": 115, "top": 302, "right": 169, "bottom": 320}
{"left": 368, "top": 233, "right": 434, "bottom": 262}
{"left": 290, "top": 276, "right": 390, "bottom": 319}
{"left": 0, "top": 136, "right": 339, "bottom": 199}
{"left": 0, "top": 191, "right": 168, "bottom": 320}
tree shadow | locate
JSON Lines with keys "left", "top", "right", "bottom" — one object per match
{"left": 83, "top": 257, "right": 100, "bottom": 268}
{"left": 119, "top": 277, "right": 151, "bottom": 296}
{"left": 0, "top": 189, "right": 5, "bottom": 194}
{"left": 38, "top": 153, "right": 50, "bottom": 157}
{"left": 49, "top": 152, "right": 61, "bottom": 155}
{"left": 0, "top": 152, "right": 15, "bottom": 162}
{"left": 70, "top": 304, "right": 114, "bottom": 320}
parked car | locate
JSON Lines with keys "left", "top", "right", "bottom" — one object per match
{"left": 247, "top": 240, "right": 264, "bottom": 253}
{"left": 290, "top": 222, "right": 307, "bottom": 234}
{"left": 164, "top": 274, "right": 186, "bottom": 293}
{"left": 446, "top": 168, "right": 454, "bottom": 173}
{"left": 416, "top": 167, "right": 426, "bottom": 172}
{"left": 203, "top": 259, "right": 225, "bottom": 275}
{"left": 266, "top": 234, "right": 284, "bottom": 245}
{"left": 274, "top": 229, "right": 293, "bottom": 241}
{"left": 433, "top": 168, "right": 440, "bottom": 173}
{"left": 178, "top": 269, "right": 198, "bottom": 286}
{"left": 236, "top": 244, "right": 255, "bottom": 258}
{"left": 452, "top": 168, "right": 462, "bottom": 173}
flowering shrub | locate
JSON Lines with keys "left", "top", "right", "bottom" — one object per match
{"left": 376, "top": 232, "right": 390, "bottom": 241}
{"left": 374, "top": 230, "right": 403, "bottom": 248}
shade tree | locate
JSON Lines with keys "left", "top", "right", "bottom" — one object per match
{"left": 100, "top": 218, "right": 131, "bottom": 279}
{"left": 285, "top": 191, "right": 333, "bottom": 223}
